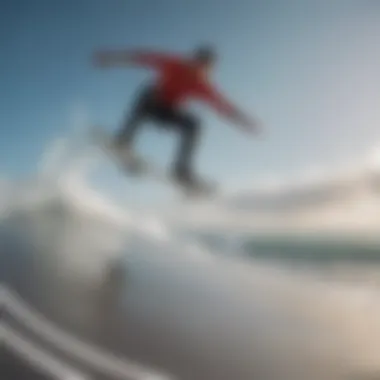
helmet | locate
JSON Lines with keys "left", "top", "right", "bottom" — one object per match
{"left": 193, "top": 44, "right": 217, "bottom": 64}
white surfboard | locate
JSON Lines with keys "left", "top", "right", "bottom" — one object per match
{"left": 89, "top": 126, "right": 217, "bottom": 198}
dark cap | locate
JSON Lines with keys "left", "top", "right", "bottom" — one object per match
{"left": 193, "top": 44, "right": 217, "bottom": 63}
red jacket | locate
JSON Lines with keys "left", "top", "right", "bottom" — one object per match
{"left": 128, "top": 51, "right": 240, "bottom": 119}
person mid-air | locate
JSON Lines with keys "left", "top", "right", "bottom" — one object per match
{"left": 93, "top": 44, "right": 259, "bottom": 189}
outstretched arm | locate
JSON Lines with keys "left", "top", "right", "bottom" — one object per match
{"left": 92, "top": 49, "right": 181, "bottom": 70}
{"left": 198, "top": 83, "right": 260, "bottom": 134}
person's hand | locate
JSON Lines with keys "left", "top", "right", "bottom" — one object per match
{"left": 92, "top": 51, "right": 113, "bottom": 68}
{"left": 236, "top": 113, "right": 263, "bottom": 136}
{"left": 245, "top": 119, "right": 262, "bottom": 136}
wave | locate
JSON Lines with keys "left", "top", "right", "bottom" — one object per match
{"left": 2, "top": 135, "right": 380, "bottom": 380}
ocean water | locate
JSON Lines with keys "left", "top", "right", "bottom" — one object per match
{"left": 3, "top": 200, "right": 380, "bottom": 380}
{"left": 245, "top": 236, "right": 380, "bottom": 264}
{"left": 2, "top": 141, "right": 380, "bottom": 380}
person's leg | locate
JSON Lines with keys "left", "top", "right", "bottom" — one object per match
{"left": 174, "top": 112, "right": 200, "bottom": 180}
{"left": 152, "top": 108, "right": 200, "bottom": 182}
{"left": 114, "top": 111, "right": 143, "bottom": 148}
{"left": 114, "top": 86, "right": 153, "bottom": 148}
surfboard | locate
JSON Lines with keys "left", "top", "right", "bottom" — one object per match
{"left": 89, "top": 126, "right": 217, "bottom": 198}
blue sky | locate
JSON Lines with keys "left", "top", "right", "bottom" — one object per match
{"left": 1, "top": 0, "right": 380, "bottom": 202}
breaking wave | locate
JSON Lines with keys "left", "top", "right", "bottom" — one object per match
{"left": 2, "top": 134, "right": 380, "bottom": 380}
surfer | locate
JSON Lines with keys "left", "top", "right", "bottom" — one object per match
{"left": 93, "top": 45, "right": 259, "bottom": 188}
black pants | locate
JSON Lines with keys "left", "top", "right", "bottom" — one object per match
{"left": 116, "top": 86, "right": 200, "bottom": 176}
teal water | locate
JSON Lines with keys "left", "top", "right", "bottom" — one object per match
{"left": 244, "top": 236, "right": 380, "bottom": 264}
{"left": 197, "top": 231, "right": 380, "bottom": 264}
